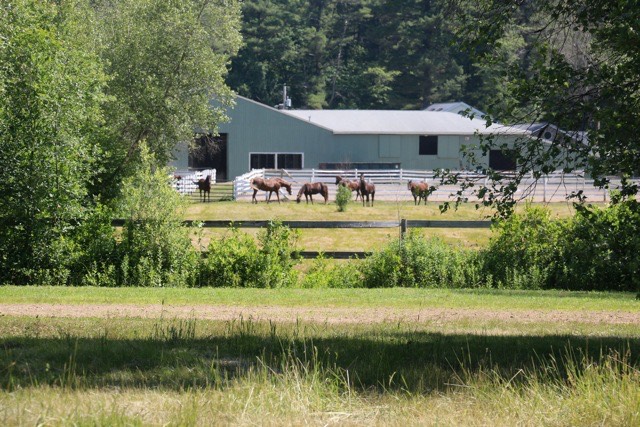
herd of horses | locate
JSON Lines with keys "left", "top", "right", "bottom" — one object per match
{"left": 249, "top": 174, "right": 377, "bottom": 206}
{"left": 190, "top": 173, "right": 432, "bottom": 206}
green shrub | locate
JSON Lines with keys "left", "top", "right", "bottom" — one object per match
{"left": 335, "top": 184, "right": 352, "bottom": 212}
{"left": 200, "top": 227, "right": 261, "bottom": 287}
{"left": 360, "top": 232, "right": 482, "bottom": 288}
{"left": 480, "top": 205, "right": 563, "bottom": 289}
{"left": 480, "top": 201, "right": 640, "bottom": 291}
{"left": 70, "top": 203, "right": 118, "bottom": 286}
{"left": 114, "top": 146, "right": 199, "bottom": 287}
{"left": 200, "top": 221, "right": 300, "bottom": 288}
{"left": 554, "top": 200, "right": 640, "bottom": 291}
{"left": 300, "top": 256, "right": 364, "bottom": 288}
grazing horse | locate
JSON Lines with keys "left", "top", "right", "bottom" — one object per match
{"left": 296, "top": 182, "right": 329, "bottom": 204}
{"left": 273, "top": 178, "right": 293, "bottom": 196}
{"left": 407, "top": 180, "right": 430, "bottom": 205}
{"left": 335, "top": 176, "right": 360, "bottom": 201}
{"left": 250, "top": 177, "right": 286, "bottom": 204}
{"left": 359, "top": 174, "right": 375, "bottom": 207}
{"left": 193, "top": 175, "right": 211, "bottom": 202}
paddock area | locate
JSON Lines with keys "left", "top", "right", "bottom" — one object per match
{"left": 230, "top": 169, "right": 628, "bottom": 204}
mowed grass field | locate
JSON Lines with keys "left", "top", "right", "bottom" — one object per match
{"left": 1, "top": 286, "right": 639, "bottom": 425}
{"left": 183, "top": 200, "right": 581, "bottom": 250}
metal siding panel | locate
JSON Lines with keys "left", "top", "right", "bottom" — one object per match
{"left": 213, "top": 98, "right": 527, "bottom": 178}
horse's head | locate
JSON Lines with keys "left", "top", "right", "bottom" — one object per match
{"left": 407, "top": 180, "right": 413, "bottom": 190}
{"left": 296, "top": 185, "right": 305, "bottom": 203}
{"left": 335, "top": 176, "right": 342, "bottom": 185}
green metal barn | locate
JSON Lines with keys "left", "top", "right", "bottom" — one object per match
{"left": 170, "top": 96, "right": 528, "bottom": 181}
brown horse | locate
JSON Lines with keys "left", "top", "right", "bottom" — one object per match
{"left": 193, "top": 175, "right": 211, "bottom": 202}
{"left": 273, "top": 178, "right": 293, "bottom": 196}
{"left": 250, "top": 177, "right": 287, "bottom": 204}
{"left": 335, "top": 176, "right": 360, "bottom": 201}
{"left": 296, "top": 182, "right": 329, "bottom": 204}
{"left": 407, "top": 180, "right": 430, "bottom": 205}
{"left": 359, "top": 174, "right": 375, "bottom": 207}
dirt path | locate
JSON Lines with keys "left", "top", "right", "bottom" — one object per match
{"left": 1, "top": 303, "right": 639, "bottom": 325}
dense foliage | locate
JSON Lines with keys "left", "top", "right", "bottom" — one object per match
{"left": 0, "top": 0, "right": 241, "bottom": 283}
{"left": 0, "top": 0, "right": 108, "bottom": 284}
{"left": 227, "top": 0, "right": 490, "bottom": 110}
{"left": 441, "top": 0, "right": 640, "bottom": 214}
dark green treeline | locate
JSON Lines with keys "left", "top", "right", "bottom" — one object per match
{"left": 226, "top": 0, "right": 526, "bottom": 111}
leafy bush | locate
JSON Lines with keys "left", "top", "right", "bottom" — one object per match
{"left": 480, "top": 201, "right": 640, "bottom": 291}
{"left": 200, "top": 221, "right": 300, "bottom": 288}
{"left": 335, "top": 184, "right": 352, "bottom": 212}
{"left": 300, "top": 256, "right": 364, "bottom": 289}
{"left": 480, "top": 205, "right": 564, "bottom": 289}
{"left": 114, "top": 146, "right": 199, "bottom": 287}
{"left": 554, "top": 200, "right": 640, "bottom": 291}
{"left": 199, "top": 227, "right": 261, "bottom": 287}
{"left": 360, "top": 232, "right": 482, "bottom": 288}
{"left": 69, "top": 203, "right": 118, "bottom": 286}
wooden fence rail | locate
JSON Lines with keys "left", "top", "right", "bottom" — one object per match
{"left": 111, "top": 219, "right": 491, "bottom": 259}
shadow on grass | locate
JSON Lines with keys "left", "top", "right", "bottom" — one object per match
{"left": 2, "top": 322, "right": 638, "bottom": 393}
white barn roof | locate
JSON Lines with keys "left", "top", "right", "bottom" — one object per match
{"left": 424, "top": 101, "right": 486, "bottom": 118}
{"left": 282, "top": 109, "right": 525, "bottom": 136}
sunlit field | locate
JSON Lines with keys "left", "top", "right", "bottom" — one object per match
{"left": 1, "top": 287, "right": 639, "bottom": 426}
{"left": 183, "top": 200, "right": 581, "bottom": 250}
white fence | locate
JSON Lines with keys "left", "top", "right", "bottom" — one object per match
{"left": 233, "top": 168, "right": 636, "bottom": 203}
{"left": 172, "top": 169, "right": 216, "bottom": 195}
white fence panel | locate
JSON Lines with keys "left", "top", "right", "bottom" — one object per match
{"left": 172, "top": 169, "right": 216, "bottom": 195}
{"left": 231, "top": 168, "right": 639, "bottom": 203}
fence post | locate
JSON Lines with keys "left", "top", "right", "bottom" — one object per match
{"left": 543, "top": 176, "right": 547, "bottom": 203}
{"left": 400, "top": 218, "right": 407, "bottom": 241}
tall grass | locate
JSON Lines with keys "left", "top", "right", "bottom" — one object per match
{"left": 2, "top": 315, "right": 640, "bottom": 423}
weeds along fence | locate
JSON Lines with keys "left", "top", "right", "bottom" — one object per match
{"left": 233, "top": 168, "right": 632, "bottom": 203}
{"left": 111, "top": 218, "right": 491, "bottom": 259}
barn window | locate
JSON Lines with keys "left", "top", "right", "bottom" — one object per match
{"left": 489, "top": 149, "right": 517, "bottom": 170}
{"left": 250, "top": 153, "right": 275, "bottom": 169}
{"left": 277, "top": 153, "right": 302, "bottom": 169}
{"left": 419, "top": 135, "right": 438, "bottom": 155}
{"left": 250, "top": 153, "right": 303, "bottom": 170}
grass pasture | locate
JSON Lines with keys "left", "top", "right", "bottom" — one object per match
{"left": 184, "top": 200, "right": 580, "bottom": 251}
{"left": 1, "top": 287, "right": 639, "bottom": 425}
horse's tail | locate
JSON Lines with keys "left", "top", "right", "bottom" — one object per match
{"left": 249, "top": 178, "right": 258, "bottom": 190}
{"left": 321, "top": 183, "right": 329, "bottom": 201}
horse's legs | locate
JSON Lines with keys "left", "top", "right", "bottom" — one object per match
{"left": 371, "top": 193, "right": 374, "bottom": 206}
{"left": 252, "top": 189, "right": 258, "bottom": 204}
